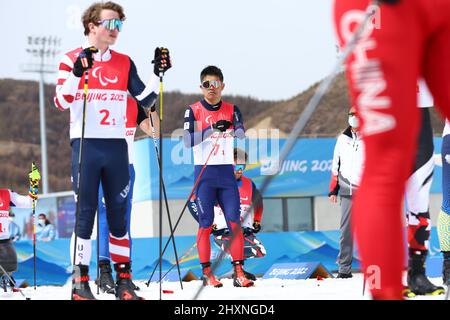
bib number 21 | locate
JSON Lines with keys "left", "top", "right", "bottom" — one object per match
{"left": 100, "top": 109, "right": 116, "bottom": 126}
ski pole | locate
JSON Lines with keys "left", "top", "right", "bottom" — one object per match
{"left": 29, "top": 161, "right": 40, "bottom": 290}
{"left": 158, "top": 72, "right": 164, "bottom": 299}
{"left": 192, "top": 1, "right": 379, "bottom": 300}
{"left": 71, "top": 48, "right": 95, "bottom": 299}
{"left": 157, "top": 242, "right": 197, "bottom": 283}
{"left": 146, "top": 132, "right": 222, "bottom": 286}
{"left": 32, "top": 197, "right": 36, "bottom": 290}
{"left": 147, "top": 106, "right": 184, "bottom": 290}
{"left": 96, "top": 209, "right": 100, "bottom": 295}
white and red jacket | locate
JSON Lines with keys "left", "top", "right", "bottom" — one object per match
{"left": 54, "top": 42, "right": 159, "bottom": 140}
{"left": 329, "top": 127, "right": 365, "bottom": 197}
{"left": 190, "top": 101, "right": 236, "bottom": 165}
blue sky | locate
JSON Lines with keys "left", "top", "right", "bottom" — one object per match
{"left": 0, "top": 0, "right": 337, "bottom": 101}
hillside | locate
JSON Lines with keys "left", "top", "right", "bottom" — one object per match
{"left": 0, "top": 76, "right": 445, "bottom": 194}
{"left": 246, "top": 73, "right": 445, "bottom": 137}
{"left": 0, "top": 79, "right": 274, "bottom": 193}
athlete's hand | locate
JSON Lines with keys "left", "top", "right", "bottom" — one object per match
{"left": 328, "top": 195, "right": 337, "bottom": 204}
{"left": 212, "top": 120, "right": 232, "bottom": 132}
{"left": 73, "top": 47, "right": 98, "bottom": 77}
{"left": 152, "top": 47, "right": 172, "bottom": 76}
{"left": 252, "top": 221, "right": 261, "bottom": 233}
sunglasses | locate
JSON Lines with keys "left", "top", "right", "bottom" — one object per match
{"left": 234, "top": 164, "right": 245, "bottom": 172}
{"left": 201, "top": 80, "right": 221, "bottom": 89}
{"left": 348, "top": 112, "right": 356, "bottom": 116}
{"left": 97, "top": 19, "right": 123, "bottom": 32}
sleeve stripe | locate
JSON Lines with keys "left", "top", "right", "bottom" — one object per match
{"left": 58, "top": 70, "right": 70, "bottom": 80}
{"left": 54, "top": 96, "right": 69, "bottom": 110}
{"left": 63, "top": 94, "right": 74, "bottom": 103}
{"left": 135, "top": 73, "right": 159, "bottom": 101}
{"left": 61, "top": 55, "right": 74, "bottom": 69}
{"left": 59, "top": 63, "right": 72, "bottom": 73}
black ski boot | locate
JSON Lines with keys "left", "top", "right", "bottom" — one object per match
{"left": 72, "top": 265, "right": 96, "bottom": 300}
{"left": 243, "top": 269, "right": 257, "bottom": 281}
{"left": 443, "top": 255, "right": 450, "bottom": 286}
{"left": 129, "top": 263, "right": 140, "bottom": 291}
{"left": 95, "top": 260, "right": 116, "bottom": 294}
{"left": 406, "top": 252, "right": 445, "bottom": 296}
{"left": 114, "top": 262, "right": 144, "bottom": 300}
{"left": 337, "top": 272, "right": 353, "bottom": 279}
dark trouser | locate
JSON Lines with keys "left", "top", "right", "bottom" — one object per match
{"left": 337, "top": 196, "right": 354, "bottom": 274}
{"left": 98, "top": 164, "right": 135, "bottom": 261}
{"left": 194, "top": 165, "right": 243, "bottom": 264}
{"left": 71, "top": 138, "right": 130, "bottom": 240}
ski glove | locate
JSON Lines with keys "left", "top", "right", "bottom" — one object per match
{"left": 152, "top": 47, "right": 172, "bottom": 76}
{"left": 212, "top": 120, "right": 232, "bottom": 132}
{"left": 252, "top": 221, "right": 261, "bottom": 233}
{"left": 73, "top": 47, "right": 98, "bottom": 77}
{"left": 29, "top": 163, "right": 41, "bottom": 188}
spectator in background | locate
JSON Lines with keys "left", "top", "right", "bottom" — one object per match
{"left": 328, "top": 107, "right": 364, "bottom": 279}
{"left": 36, "top": 213, "right": 56, "bottom": 241}
{"left": 8, "top": 212, "right": 21, "bottom": 242}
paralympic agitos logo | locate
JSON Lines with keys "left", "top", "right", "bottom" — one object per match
{"left": 92, "top": 66, "right": 119, "bottom": 86}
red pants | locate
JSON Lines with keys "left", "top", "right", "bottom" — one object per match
{"left": 334, "top": 0, "right": 450, "bottom": 299}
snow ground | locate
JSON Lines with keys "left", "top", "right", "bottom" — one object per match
{"left": 0, "top": 273, "right": 447, "bottom": 301}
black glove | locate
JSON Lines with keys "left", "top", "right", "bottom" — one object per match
{"left": 377, "top": 0, "right": 400, "bottom": 4}
{"left": 212, "top": 120, "right": 232, "bottom": 132}
{"left": 152, "top": 47, "right": 172, "bottom": 76}
{"left": 252, "top": 221, "right": 261, "bottom": 233}
{"left": 73, "top": 47, "right": 98, "bottom": 77}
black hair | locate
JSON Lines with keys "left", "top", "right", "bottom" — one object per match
{"left": 234, "top": 148, "right": 248, "bottom": 164}
{"left": 200, "top": 65, "right": 224, "bottom": 82}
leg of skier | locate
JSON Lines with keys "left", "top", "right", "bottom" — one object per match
{"left": 195, "top": 167, "right": 223, "bottom": 288}
{"left": 95, "top": 183, "right": 115, "bottom": 294}
{"left": 217, "top": 168, "right": 254, "bottom": 288}
{"left": 421, "top": 0, "right": 450, "bottom": 290}
{"left": 404, "top": 108, "right": 444, "bottom": 296}
{"left": 334, "top": 0, "right": 422, "bottom": 299}
{"left": 101, "top": 139, "right": 141, "bottom": 300}
{"left": 126, "top": 164, "right": 140, "bottom": 291}
{"left": 440, "top": 134, "right": 450, "bottom": 286}
{"left": 70, "top": 139, "right": 102, "bottom": 300}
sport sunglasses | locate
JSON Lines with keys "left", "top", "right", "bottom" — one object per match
{"left": 97, "top": 18, "right": 123, "bottom": 32}
{"left": 201, "top": 80, "right": 222, "bottom": 89}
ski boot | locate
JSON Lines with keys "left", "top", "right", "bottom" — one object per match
{"left": 443, "top": 256, "right": 450, "bottom": 286}
{"left": 72, "top": 265, "right": 96, "bottom": 300}
{"left": 95, "top": 260, "right": 116, "bottom": 294}
{"left": 243, "top": 269, "right": 257, "bottom": 281}
{"left": 337, "top": 272, "right": 353, "bottom": 279}
{"left": 201, "top": 262, "right": 223, "bottom": 288}
{"left": 232, "top": 261, "right": 254, "bottom": 287}
{"left": 129, "top": 263, "right": 140, "bottom": 291}
{"left": 406, "top": 252, "right": 444, "bottom": 296}
{"left": 114, "top": 262, "right": 144, "bottom": 300}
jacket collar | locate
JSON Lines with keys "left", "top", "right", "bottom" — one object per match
{"left": 82, "top": 40, "right": 112, "bottom": 62}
